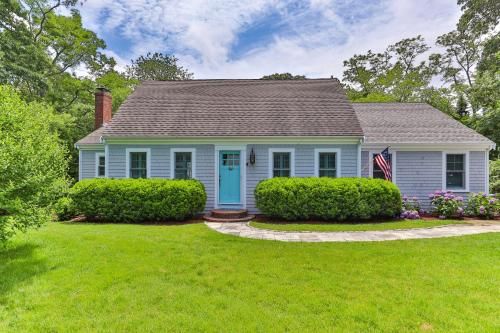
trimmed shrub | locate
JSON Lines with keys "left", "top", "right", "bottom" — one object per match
{"left": 53, "top": 197, "right": 76, "bottom": 221}
{"left": 428, "top": 191, "right": 464, "bottom": 219}
{"left": 70, "top": 178, "right": 206, "bottom": 222}
{"left": 254, "top": 177, "right": 401, "bottom": 221}
{"left": 465, "top": 193, "right": 499, "bottom": 219}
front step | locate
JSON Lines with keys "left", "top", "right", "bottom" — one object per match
{"left": 203, "top": 209, "right": 255, "bottom": 222}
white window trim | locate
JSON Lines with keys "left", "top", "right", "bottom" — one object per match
{"left": 78, "top": 150, "right": 82, "bottom": 181}
{"left": 442, "top": 151, "right": 469, "bottom": 192}
{"left": 368, "top": 150, "right": 397, "bottom": 184}
{"left": 125, "top": 148, "right": 151, "bottom": 178}
{"left": 485, "top": 149, "right": 489, "bottom": 195}
{"left": 214, "top": 145, "right": 247, "bottom": 209}
{"left": 268, "top": 148, "right": 295, "bottom": 178}
{"left": 95, "top": 152, "right": 105, "bottom": 177}
{"left": 314, "top": 148, "right": 341, "bottom": 177}
{"left": 170, "top": 148, "right": 196, "bottom": 179}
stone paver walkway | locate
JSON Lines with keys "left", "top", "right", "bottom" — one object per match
{"left": 205, "top": 221, "right": 500, "bottom": 242}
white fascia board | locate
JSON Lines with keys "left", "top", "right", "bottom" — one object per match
{"left": 75, "top": 144, "right": 105, "bottom": 150}
{"left": 361, "top": 143, "right": 494, "bottom": 151}
{"left": 102, "top": 136, "right": 363, "bottom": 145}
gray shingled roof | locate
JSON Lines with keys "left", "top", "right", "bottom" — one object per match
{"left": 353, "top": 103, "right": 494, "bottom": 145}
{"left": 100, "top": 79, "right": 364, "bottom": 138}
{"left": 76, "top": 126, "right": 105, "bottom": 145}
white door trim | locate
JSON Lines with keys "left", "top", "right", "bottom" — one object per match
{"left": 214, "top": 145, "right": 247, "bottom": 209}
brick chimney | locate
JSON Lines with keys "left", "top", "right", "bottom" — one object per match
{"left": 95, "top": 87, "right": 112, "bottom": 129}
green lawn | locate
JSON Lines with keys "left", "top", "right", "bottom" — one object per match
{"left": 1, "top": 222, "right": 499, "bottom": 332}
{"left": 250, "top": 219, "right": 465, "bottom": 232}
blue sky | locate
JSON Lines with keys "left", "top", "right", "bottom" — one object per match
{"left": 77, "top": 0, "right": 461, "bottom": 78}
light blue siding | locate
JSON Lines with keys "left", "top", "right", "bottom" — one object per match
{"left": 469, "top": 151, "right": 486, "bottom": 193}
{"left": 246, "top": 144, "right": 359, "bottom": 213}
{"left": 96, "top": 143, "right": 359, "bottom": 213}
{"left": 361, "top": 150, "right": 370, "bottom": 177}
{"left": 106, "top": 144, "right": 215, "bottom": 212}
{"left": 80, "top": 150, "right": 103, "bottom": 179}
{"left": 80, "top": 144, "right": 488, "bottom": 214}
{"left": 395, "top": 151, "right": 442, "bottom": 208}
{"left": 361, "top": 150, "right": 488, "bottom": 209}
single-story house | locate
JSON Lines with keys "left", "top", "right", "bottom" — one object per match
{"left": 76, "top": 79, "right": 495, "bottom": 214}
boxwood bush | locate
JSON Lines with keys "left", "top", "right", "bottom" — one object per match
{"left": 70, "top": 178, "right": 206, "bottom": 222}
{"left": 255, "top": 177, "right": 401, "bottom": 221}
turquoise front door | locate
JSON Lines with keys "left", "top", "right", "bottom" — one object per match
{"left": 219, "top": 151, "right": 241, "bottom": 204}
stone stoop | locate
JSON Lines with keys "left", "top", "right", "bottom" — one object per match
{"left": 203, "top": 209, "right": 255, "bottom": 222}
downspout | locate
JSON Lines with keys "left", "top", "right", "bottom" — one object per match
{"left": 101, "top": 136, "right": 109, "bottom": 178}
{"left": 357, "top": 136, "right": 365, "bottom": 177}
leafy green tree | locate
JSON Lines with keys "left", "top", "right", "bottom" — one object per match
{"left": 457, "top": 0, "right": 500, "bottom": 33}
{"left": 97, "top": 71, "right": 138, "bottom": 112}
{"left": 261, "top": 73, "right": 306, "bottom": 80}
{"left": 433, "top": 26, "right": 483, "bottom": 113}
{"left": 490, "top": 159, "right": 500, "bottom": 194}
{"left": 126, "top": 52, "right": 193, "bottom": 81}
{"left": 0, "top": 85, "right": 69, "bottom": 243}
{"left": 343, "top": 35, "right": 435, "bottom": 103}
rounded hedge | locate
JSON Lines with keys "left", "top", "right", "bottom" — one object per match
{"left": 255, "top": 177, "right": 402, "bottom": 221}
{"left": 70, "top": 178, "right": 206, "bottom": 222}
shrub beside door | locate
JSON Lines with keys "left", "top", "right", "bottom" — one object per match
{"left": 70, "top": 178, "right": 206, "bottom": 222}
{"left": 255, "top": 177, "right": 402, "bottom": 221}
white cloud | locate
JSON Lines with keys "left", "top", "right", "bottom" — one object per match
{"left": 78, "top": 0, "right": 462, "bottom": 79}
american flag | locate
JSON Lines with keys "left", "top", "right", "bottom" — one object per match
{"left": 374, "top": 147, "right": 392, "bottom": 181}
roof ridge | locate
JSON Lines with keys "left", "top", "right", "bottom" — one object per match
{"left": 140, "top": 78, "right": 340, "bottom": 84}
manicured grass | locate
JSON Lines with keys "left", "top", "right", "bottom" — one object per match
{"left": 250, "top": 219, "right": 465, "bottom": 232}
{"left": 1, "top": 222, "right": 499, "bottom": 332}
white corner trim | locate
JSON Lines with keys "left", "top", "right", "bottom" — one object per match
{"left": 268, "top": 148, "right": 295, "bottom": 178}
{"left": 214, "top": 145, "right": 247, "bottom": 209}
{"left": 104, "top": 144, "right": 109, "bottom": 178}
{"left": 314, "top": 148, "right": 342, "bottom": 177}
{"left": 357, "top": 144, "right": 361, "bottom": 177}
{"left": 125, "top": 148, "right": 151, "bottom": 178}
{"left": 170, "top": 148, "right": 197, "bottom": 179}
{"left": 485, "top": 149, "right": 489, "bottom": 195}
{"left": 78, "top": 150, "right": 82, "bottom": 181}
{"left": 95, "top": 152, "right": 105, "bottom": 177}
{"left": 368, "top": 150, "right": 397, "bottom": 184}
{"left": 442, "top": 151, "right": 469, "bottom": 192}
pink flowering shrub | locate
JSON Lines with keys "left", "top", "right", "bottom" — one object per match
{"left": 429, "top": 191, "right": 464, "bottom": 219}
{"left": 465, "top": 193, "right": 499, "bottom": 219}
{"left": 401, "top": 195, "right": 422, "bottom": 219}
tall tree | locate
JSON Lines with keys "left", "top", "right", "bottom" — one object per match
{"left": 433, "top": 26, "right": 483, "bottom": 113}
{"left": 0, "top": 1, "right": 119, "bottom": 180}
{"left": 261, "top": 73, "right": 306, "bottom": 80}
{"left": 457, "top": 0, "right": 500, "bottom": 33}
{"left": 343, "top": 35, "right": 436, "bottom": 104}
{"left": 126, "top": 52, "right": 193, "bottom": 81}
{"left": 0, "top": 85, "right": 69, "bottom": 243}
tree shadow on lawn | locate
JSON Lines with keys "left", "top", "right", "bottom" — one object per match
{"left": 0, "top": 243, "right": 48, "bottom": 298}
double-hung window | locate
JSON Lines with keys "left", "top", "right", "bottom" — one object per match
{"left": 171, "top": 149, "right": 196, "bottom": 179}
{"left": 126, "top": 149, "right": 150, "bottom": 179}
{"left": 315, "top": 149, "right": 340, "bottom": 177}
{"left": 96, "top": 153, "right": 105, "bottom": 177}
{"left": 269, "top": 148, "right": 295, "bottom": 178}
{"left": 444, "top": 153, "right": 467, "bottom": 190}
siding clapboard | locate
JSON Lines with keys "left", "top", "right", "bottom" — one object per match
{"left": 80, "top": 150, "right": 103, "bottom": 179}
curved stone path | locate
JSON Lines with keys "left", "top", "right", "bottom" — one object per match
{"left": 205, "top": 221, "right": 500, "bottom": 242}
